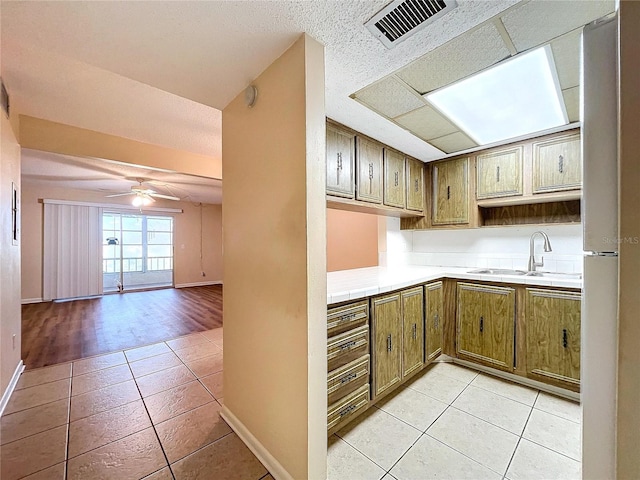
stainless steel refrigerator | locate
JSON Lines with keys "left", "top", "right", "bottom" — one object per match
{"left": 581, "top": 13, "right": 618, "bottom": 480}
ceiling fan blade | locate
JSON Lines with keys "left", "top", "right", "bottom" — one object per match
{"left": 149, "top": 193, "right": 180, "bottom": 201}
{"left": 105, "top": 192, "right": 133, "bottom": 198}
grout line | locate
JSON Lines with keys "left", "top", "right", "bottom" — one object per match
{"left": 531, "top": 405, "right": 582, "bottom": 425}
{"left": 504, "top": 394, "right": 538, "bottom": 477}
{"left": 425, "top": 432, "right": 508, "bottom": 476}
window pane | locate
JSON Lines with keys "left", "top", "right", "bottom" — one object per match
{"left": 122, "top": 246, "right": 142, "bottom": 258}
{"left": 122, "top": 215, "right": 142, "bottom": 230}
{"left": 103, "top": 245, "right": 119, "bottom": 259}
{"left": 147, "top": 232, "right": 171, "bottom": 245}
{"left": 103, "top": 215, "right": 116, "bottom": 230}
{"left": 148, "top": 245, "right": 171, "bottom": 257}
{"left": 122, "top": 231, "right": 142, "bottom": 245}
{"left": 147, "top": 217, "right": 172, "bottom": 232}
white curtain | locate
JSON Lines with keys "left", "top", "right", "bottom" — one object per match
{"left": 43, "top": 203, "right": 103, "bottom": 300}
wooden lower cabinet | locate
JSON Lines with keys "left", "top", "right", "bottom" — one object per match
{"left": 401, "top": 287, "right": 424, "bottom": 378}
{"left": 425, "top": 281, "right": 444, "bottom": 361}
{"left": 526, "top": 288, "right": 581, "bottom": 389}
{"left": 456, "top": 282, "right": 515, "bottom": 371}
{"left": 371, "top": 293, "right": 403, "bottom": 398}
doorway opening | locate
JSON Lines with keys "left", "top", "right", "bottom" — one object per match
{"left": 102, "top": 212, "right": 174, "bottom": 293}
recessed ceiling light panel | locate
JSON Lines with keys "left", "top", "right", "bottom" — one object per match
{"left": 425, "top": 45, "right": 568, "bottom": 145}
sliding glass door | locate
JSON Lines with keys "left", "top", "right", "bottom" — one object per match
{"left": 102, "top": 213, "right": 174, "bottom": 293}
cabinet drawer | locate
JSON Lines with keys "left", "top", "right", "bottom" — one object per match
{"left": 327, "top": 384, "right": 370, "bottom": 432}
{"left": 328, "top": 354, "right": 370, "bottom": 405}
{"left": 328, "top": 325, "right": 369, "bottom": 371}
{"left": 327, "top": 300, "right": 369, "bottom": 337}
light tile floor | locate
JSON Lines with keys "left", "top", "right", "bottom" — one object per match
{"left": 0, "top": 327, "right": 272, "bottom": 480}
{"left": 329, "top": 361, "right": 582, "bottom": 480}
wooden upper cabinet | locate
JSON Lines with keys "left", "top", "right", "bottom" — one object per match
{"left": 326, "top": 124, "right": 355, "bottom": 198}
{"left": 355, "top": 136, "right": 383, "bottom": 204}
{"left": 406, "top": 157, "right": 425, "bottom": 212}
{"left": 371, "top": 293, "right": 403, "bottom": 398}
{"left": 476, "top": 146, "right": 524, "bottom": 199}
{"left": 401, "top": 286, "right": 424, "bottom": 378}
{"left": 526, "top": 288, "right": 581, "bottom": 386}
{"left": 432, "top": 157, "right": 469, "bottom": 225}
{"left": 425, "top": 281, "right": 443, "bottom": 362}
{"left": 456, "top": 282, "right": 515, "bottom": 371}
{"left": 383, "top": 149, "right": 406, "bottom": 209}
{"left": 532, "top": 133, "right": 581, "bottom": 193}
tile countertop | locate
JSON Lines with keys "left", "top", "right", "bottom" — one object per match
{"left": 327, "top": 266, "right": 582, "bottom": 305}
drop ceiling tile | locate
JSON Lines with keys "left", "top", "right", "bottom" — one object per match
{"left": 354, "top": 77, "right": 425, "bottom": 119}
{"left": 428, "top": 131, "right": 477, "bottom": 154}
{"left": 501, "top": 0, "right": 615, "bottom": 52}
{"left": 395, "top": 106, "right": 458, "bottom": 141}
{"left": 551, "top": 29, "right": 581, "bottom": 89}
{"left": 396, "top": 22, "right": 511, "bottom": 95}
{"left": 562, "top": 86, "right": 580, "bottom": 123}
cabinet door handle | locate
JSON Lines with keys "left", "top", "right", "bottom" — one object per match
{"left": 387, "top": 334, "right": 392, "bottom": 352}
{"left": 558, "top": 155, "right": 564, "bottom": 173}
{"left": 369, "top": 162, "right": 374, "bottom": 180}
{"left": 337, "top": 152, "right": 342, "bottom": 170}
{"left": 434, "top": 313, "right": 439, "bottom": 329}
{"left": 415, "top": 178, "right": 419, "bottom": 192}
{"left": 447, "top": 185, "right": 450, "bottom": 199}
{"left": 412, "top": 323, "right": 417, "bottom": 339}
{"left": 394, "top": 171, "right": 399, "bottom": 186}
{"left": 496, "top": 165, "right": 500, "bottom": 182}
{"left": 563, "top": 329, "right": 568, "bottom": 348}
{"left": 480, "top": 316, "right": 484, "bottom": 333}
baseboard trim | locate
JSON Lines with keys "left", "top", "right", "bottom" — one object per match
{"left": 175, "top": 280, "right": 222, "bottom": 288}
{"left": 220, "top": 406, "right": 292, "bottom": 480}
{"left": 21, "top": 297, "right": 43, "bottom": 304}
{"left": 0, "top": 360, "right": 25, "bottom": 417}
{"left": 451, "top": 357, "right": 581, "bottom": 402}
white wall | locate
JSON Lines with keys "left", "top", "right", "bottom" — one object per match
{"left": 383, "top": 220, "right": 583, "bottom": 273}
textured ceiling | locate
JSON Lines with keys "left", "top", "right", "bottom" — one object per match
{"left": 1, "top": 0, "right": 523, "bottom": 166}
{"left": 353, "top": 0, "right": 615, "bottom": 154}
{"left": 21, "top": 150, "right": 223, "bottom": 205}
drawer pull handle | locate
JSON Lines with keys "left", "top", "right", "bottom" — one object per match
{"left": 558, "top": 155, "right": 564, "bottom": 173}
{"left": 339, "top": 313, "right": 357, "bottom": 323}
{"left": 480, "top": 316, "right": 484, "bottom": 333}
{"left": 339, "top": 404, "right": 357, "bottom": 417}
{"left": 412, "top": 323, "right": 417, "bottom": 340}
{"left": 387, "top": 334, "right": 393, "bottom": 352}
{"left": 340, "top": 372, "right": 358, "bottom": 384}
{"left": 447, "top": 185, "right": 450, "bottom": 200}
{"left": 563, "top": 329, "right": 568, "bottom": 348}
{"left": 339, "top": 340, "right": 357, "bottom": 350}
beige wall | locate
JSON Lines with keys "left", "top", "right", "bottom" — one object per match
{"left": 20, "top": 184, "right": 223, "bottom": 301}
{"left": 222, "top": 34, "right": 326, "bottom": 479}
{"left": 1, "top": 112, "right": 22, "bottom": 395}
{"left": 327, "top": 209, "right": 378, "bottom": 272}
{"left": 19, "top": 115, "right": 221, "bottom": 180}
{"left": 616, "top": 3, "right": 640, "bottom": 477}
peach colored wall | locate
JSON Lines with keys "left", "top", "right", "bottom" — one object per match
{"left": 20, "top": 184, "right": 223, "bottom": 301}
{"left": 327, "top": 208, "right": 378, "bottom": 272}
{"left": 617, "top": 3, "right": 640, "bottom": 477}
{"left": 1, "top": 112, "right": 22, "bottom": 395}
{"left": 19, "top": 115, "right": 221, "bottom": 179}
{"left": 222, "top": 34, "right": 326, "bottom": 480}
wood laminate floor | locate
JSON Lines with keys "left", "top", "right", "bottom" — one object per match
{"left": 21, "top": 285, "right": 223, "bottom": 369}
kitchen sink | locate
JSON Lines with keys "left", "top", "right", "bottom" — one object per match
{"left": 467, "top": 268, "right": 527, "bottom": 275}
{"left": 524, "top": 272, "right": 583, "bottom": 279}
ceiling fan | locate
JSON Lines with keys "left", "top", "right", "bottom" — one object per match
{"left": 105, "top": 178, "right": 180, "bottom": 206}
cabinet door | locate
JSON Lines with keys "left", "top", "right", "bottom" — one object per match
{"left": 384, "top": 149, "right": 406, "bottom": 208}
{"left": 526, "top": 289, "right": 581, "bottom": 386}
{"left": 533, "top": 133, "right": 581, "bottom": 193}
{"left": 432, "top": 157, "right": 469, "bottom": 225}
{"left": 371, "top": 293, "right": 402, "bottom": 398}
{"left": 425, "top": 281, "right": 443, "bottom": 362}
{"left": 401, "top": 287, "right": 424, "bottom": 378}
{"left": 476, "top": 146, "right": 523, "bottom": 199}
{"left": 456, "top": 283, "right": 515, "bottom": 371}
{"left": 356, "top": 137, "right": 383, "bottom": 204}
{"left": 326, "top": 125, "right": 355, "bottom": 198}
{"left": 406, "top": 157, "right": 425, "bottom": 212}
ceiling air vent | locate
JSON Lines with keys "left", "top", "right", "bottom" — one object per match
{"left": 365, "top": 0, "right": 458, "bottom": 49}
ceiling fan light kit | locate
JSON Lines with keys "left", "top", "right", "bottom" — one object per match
{"left": 105, "top": 178, "right": 180, "bottom": 206}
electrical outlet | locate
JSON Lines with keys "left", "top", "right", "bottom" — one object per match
{"left": 12, "top": 334, "right": 16, "bottom": 349}
{"left": 201, "top": 271, "right": 206, "bottom": 277}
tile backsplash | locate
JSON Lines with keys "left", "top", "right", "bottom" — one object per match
{"left": 380, "top": 218, "right": 583, "bottom": 273}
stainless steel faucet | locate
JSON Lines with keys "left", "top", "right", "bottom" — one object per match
{"left": 528, "top": 231, "right": 553, "bottom": 272}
